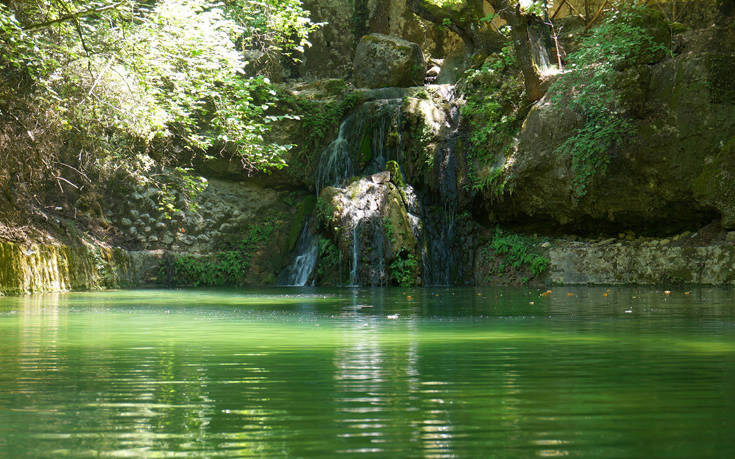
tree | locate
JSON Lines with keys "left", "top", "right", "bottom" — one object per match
{"left": 407, "top": 0, "right": 503, "bottom": 55}
{"left": 1, "top": 0, "right": 317, "bottom": 218}
{"left": 408, "top": 0, "right": 547, "bottom": 101}
{"left": 487, "top": 0, "right": 546, "bottom": 102}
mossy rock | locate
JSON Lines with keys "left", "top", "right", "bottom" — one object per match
{"left": 353, "top": 33, "right": 425, "bottom": 89}
{"left": 692, "top": 137, "right": 735, "bottom": 228}
{"left": 386, "top": 160, "right": 405, "bottom": 188}
{"left": 706, "top": 53, "right": 735, "bottom": 104}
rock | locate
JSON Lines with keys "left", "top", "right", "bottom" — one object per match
{"left": 299, "top": 0, "right": 461, "bottom": 79}
{"left": 483, "top": 28, "right": 735, "bottom": 232}
{"left": 321, "top": 178, "right": 420, "bottom": 286}
{"left": 128, "top": 226, "right": 137, "bottom": 236}
{"left": 143, "top": 226, "right": 151, "bottom": 234}
{"left": 353, "top": 34, "right": 425, "bottom": 89}
{"left": 547, "top": 236, "right": 735, "bottom": 285}
{"left": 155, "top": 222, "right": 167, "bottom": 230}
{"left": 129, "top": 209, "right": 139, "bottom": 218}
{"left": 726, "top": 232, "right": 735, "bottom": 242}
{"left": 120, "top": 218, "right": 132, "bottom": 227}
{"left": 162, "top": 234, "right": 174, "bottom": 245}
{"left": 371, "top": 171, "right": 391, "bottom": 184}
{"left": 148, "top": 236, "right": 158, "bottom": 243}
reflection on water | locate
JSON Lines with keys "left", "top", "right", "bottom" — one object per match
{"left": 1, "top": 288, "right": 735, "bottom": 457}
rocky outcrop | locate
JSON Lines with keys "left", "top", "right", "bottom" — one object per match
{"left": 483, "top": 26, "right": 735, "bottom": 232}
{"left": 300, "top": 0, "right": 461, "bottom": 79}
{"left": 475, "top": 226, "right": 735, "bottom": 286}
{"left": 547, "top": 231, "right": 735, "bottom": 285}
{"left": 0, "top": 241, "right": 131, "bottom": 295}
{"left": 353, "top": 34, "right": 426, "bottom": 88}
{"left": 318, "top": 174, "right": 420, "bottom": 286}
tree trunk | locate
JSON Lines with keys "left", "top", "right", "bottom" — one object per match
{"left": 407, "top": 0, "right": 502, "bottom": 55}
{"left": 490, "top": 0, "right": 545, "bottom": 102}
{"left": 500, "top": 5, "right": 545, "bottom": 102}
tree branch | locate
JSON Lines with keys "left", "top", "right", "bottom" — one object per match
{"left": 22, "top": 1, "right": 128, "bottom": 31}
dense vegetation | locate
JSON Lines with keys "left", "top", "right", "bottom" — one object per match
{"left": 0, "top": 0, "right": 316, "bottom": 226}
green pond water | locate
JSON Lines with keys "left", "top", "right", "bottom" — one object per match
{"left": 1, "top": 287, "right": 735, "bottom": 458}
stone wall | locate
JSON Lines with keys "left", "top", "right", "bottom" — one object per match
{"left": 548, "top": 233, "right": 735, "bottom": 285}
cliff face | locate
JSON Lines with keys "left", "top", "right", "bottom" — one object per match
{"left": 479, "top": 27, "right": 735, "bottom": 234}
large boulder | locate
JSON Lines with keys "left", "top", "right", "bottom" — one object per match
{"left": 317, "top": 176, "right": 420, "bottom": 286}
{"left": 480, "top": 27, "right": 735, "bottom": 233}
{"left": 353, "top": 34, "right": 425, "bottom": 88}
{"left": 300, "top": 0, "right": 461, "bottom": 79}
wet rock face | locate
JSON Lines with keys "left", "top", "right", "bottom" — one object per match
{"left": 547, "top": 234, "right": 735, "bottom": 285}
{"left": 353, "top": 34, "right": 426, "bottom": 88}
{"left": 319, "top": 177, "right": 419, "bottom": 286}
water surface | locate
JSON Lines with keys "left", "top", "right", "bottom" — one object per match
{"left": 1, "top": 287, "right": 734, "bottom": 457}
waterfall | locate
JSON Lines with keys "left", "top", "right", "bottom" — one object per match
{"left": 349, "top": 224, "right": 359, "bottom": 287}
{"left": 281, "top": 84, "right": 472, "bottom": 288}
{"left": 277, "top": 218, "right": 319, "bottom": 286}
{"left": 529, "top": 22, "right": 554, "bottom": 75}
{"left": 420, "top": 94, "right": 462, "bottom": 286}
{"left": 283, "top": 97, "right": 404, "bottom": 287}
{"left": 314, "top": 98, "right": 404, "bottom": 194}
{"left": 315, "top": 118, "right": 352, "bottom": 194}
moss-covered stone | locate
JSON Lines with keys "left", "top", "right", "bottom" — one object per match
{"left": 353, "top": 33, "right": 425, "bottom": 89}
{"left": 386, "top": 160, "right": 405, "bottom": 188}
{"left": 692, "top": 138, "right": 735, "bottom": 228}
{"left": 0, "top": 241, "right": 131, "bottom": 295}
{"left": 706, "top": 53, "right": 735, "bottom": 104}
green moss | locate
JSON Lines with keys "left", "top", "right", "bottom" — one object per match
{"left": 692, "top": 139, "right": 735, "bottom": 226}
{"left": 286, "top": 195, "right": 316, "bottom": 252}
{"left": 0, "top": 241, "right": 130, "bottom": 294}
{"left": 706, "top": 54, "right": 735, "bottom": 104}
{"left": 358, "top": 133, "right": 372, "bottom": 168}
{"left": 386, "top": 160, "right": 405, "bottom": 188}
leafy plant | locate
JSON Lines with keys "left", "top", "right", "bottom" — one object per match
{"left": 390, "top": 249, "right": 418, "bottom": 287}
{"left": 459, "top": 45, "right": 525, "bottom": 196}
{"left": 548, "top": 5, "right": 669, "bottom": 197}
{"left": 485, "top": 227, "right": 549, "bottom": 278}
{"left": 167, "top": 218, "right": 277, "bottom": 286}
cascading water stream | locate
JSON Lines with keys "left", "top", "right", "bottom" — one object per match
{"left": 276, "top": 218, "right": 319, "bottom": 286}
{"left": 280, "top": 98, "right": 403, "bottom": 286}
{"left": 529, "top": 22, "right": 554, "bottom": 75}
{"left": 281, "top": 85, "right": 469, "bottom": 287}
{"left": 349, "top": 224, "right": 359, "bottom": 287}
{"left": 417, "top": 86, "right": 465, "bottom": 286}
